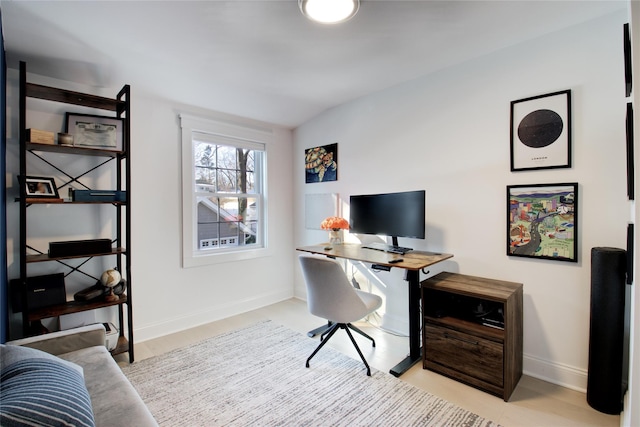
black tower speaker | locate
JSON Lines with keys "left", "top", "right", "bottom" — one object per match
{"left": 587, "top": 247, "right": 626, "bottom": 414}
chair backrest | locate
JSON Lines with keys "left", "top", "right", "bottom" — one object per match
{"left": 298, "top": 254, "right": 370, "bottom": 323}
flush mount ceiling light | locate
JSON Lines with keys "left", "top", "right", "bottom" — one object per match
{"left": 299, "top": 0, "right": 360, "bottom": 24}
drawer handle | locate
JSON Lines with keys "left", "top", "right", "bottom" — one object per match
{"left": 444, "top": 333, "right": 479, "bottom": 346}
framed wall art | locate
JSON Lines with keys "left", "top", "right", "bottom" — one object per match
{"left": 507, "top": 182, "right": 578, "bottom": 262}
{"left": 627, "top": 103, "right": 635, "bottom": 200}
{"left": 65, "top": 113, "right": 124, "bottom": 152}
{"left": 510, "top": 90, "right": 571, "bottom": 171}
{"left": 624, "top": 23, "right": 632, "bottom": 97}
{"left": 627, "top": 223, "right": 634, "bottom": 284}
{"left": 22, "top": 176, "right": 60, "bottom": 199}
{"left": 305, "top": 143, "right": 338, "bottom": 183}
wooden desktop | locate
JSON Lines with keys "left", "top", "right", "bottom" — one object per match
{"left": 296, "top": 243, "right": 453, "bottom": 376}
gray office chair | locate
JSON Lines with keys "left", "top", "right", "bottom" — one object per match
{"left": 299, "top": 254, "right": 383, "bottom": 376}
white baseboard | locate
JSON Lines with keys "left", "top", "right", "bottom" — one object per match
{"left": 378, "top": 311, "right": 408, "bottom": 336}
{"left": 133, "top": 289, "right": 293, "bottom": 343}
{"left": 523, "top": 353, "right": 588, "bottom": 393}
{"left": 135, "top": 290, "right": 589, "bottom": 394}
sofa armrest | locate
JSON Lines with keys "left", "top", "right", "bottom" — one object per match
{"left": 7, "top": 324, "right": 106, "bottom": 356}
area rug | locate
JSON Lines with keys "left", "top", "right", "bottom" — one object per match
{"left": 122, "top": 321, "right": 500, "bottom": 426}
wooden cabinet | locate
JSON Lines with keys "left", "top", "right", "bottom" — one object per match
{"left": 16, "top": 61, "right": 134, "bottom": 362}
{"left": 422, "top": 272, "right": 522, "bottom": 401}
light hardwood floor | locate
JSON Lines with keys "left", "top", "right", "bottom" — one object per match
{"left": 119, "top": 298, "right": 620, "bottom": 427}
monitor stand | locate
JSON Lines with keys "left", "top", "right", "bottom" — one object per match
{"left": 362, "top": 237, "right": 413, "bottom": 255}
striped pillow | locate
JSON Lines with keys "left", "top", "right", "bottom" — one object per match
{"left": 0, "top": 358, "right": 95, "bottom": 427}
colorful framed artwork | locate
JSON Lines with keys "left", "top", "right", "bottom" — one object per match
{"left": 305, "top": 143, "right": 338, "bottom": 183}
{"left": 510, "top": 90, "right": 571, "bottom": 171}
{"left": 507, "top": 182, "right": 578, "bottom": 262}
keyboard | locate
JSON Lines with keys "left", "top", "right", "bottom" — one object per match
{"left": 362, "top": 242, "right": 413, "bottom": 255}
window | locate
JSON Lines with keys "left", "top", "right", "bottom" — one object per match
{"left": 180, "top": 114, "right": 270, "bottom": 267}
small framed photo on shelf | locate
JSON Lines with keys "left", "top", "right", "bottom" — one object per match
{"left": 65, "top": 113, "right": 124, "bottom": 152}
{"left": 507, "top": 182, "right": 578, "bottom": 262}
{"left": 22, "top": 176, "right": 60, "bottom": 199}
{"left": 510, "top": 90, "right": 571, "bottom": 171}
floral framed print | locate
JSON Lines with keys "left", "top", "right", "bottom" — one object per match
{"left": 507, "top": 182, "right": 578, "bottom": 262}
{"left": 510, "top": 90, "right": 571, "bottom": 171}
{"left": 305, "top": 143, "right": 338, "bottom": 183}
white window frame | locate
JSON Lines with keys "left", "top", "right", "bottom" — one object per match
{"left": 180, "top": 114, "right": 271, "bottom": 268}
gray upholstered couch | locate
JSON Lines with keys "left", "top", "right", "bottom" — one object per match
{"left": 1, "top": 323, "right": 157, "bottom": 426}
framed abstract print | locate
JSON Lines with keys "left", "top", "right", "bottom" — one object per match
{"left": 507, "top": 182, "right": 578, "bottom": 262}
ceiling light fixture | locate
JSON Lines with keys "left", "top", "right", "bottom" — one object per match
{"left": 299, "top": 0, "right": 360, "bottom": 24}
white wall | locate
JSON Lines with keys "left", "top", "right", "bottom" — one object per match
{"left": 127, "top": 91, "right": 295, "bottom": 340}
{"left": 5, "top": 72, "right": 296, "bottom": 342}
{"left": 293, "top": 11, "right": 629, "bottom": 392}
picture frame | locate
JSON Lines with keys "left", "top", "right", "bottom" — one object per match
{"left": 510, "top": 90, "right": 571, "bottom": 171}
{"left": 23, "top": 176, "right": 60, "bottom": 199}
{"left": 627, "top": 223, "right": 634, "bottom": 284}
{"left": 305, "top": 143, "right": 338, "bottom": 183}
{"left": 65, "top": 113, "right": 124, "bottom": 152}
{"left": 624, "top": 23, "right": 632, "bottom": 98}
{"left": 627, "top": 102, "right": 635, "bottom": 200}
{"left": 507, "top": 182, "right": 578, "bottom": 262}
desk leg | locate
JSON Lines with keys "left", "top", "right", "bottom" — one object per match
{"left": 390, "top": 269, "right": 421, "bottom": 377}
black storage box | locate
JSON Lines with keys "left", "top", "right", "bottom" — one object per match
{"left": 71, "top": 190, "right": 126, "bottom": 202}
{"left": 49, "top": 238, "right": 112, "bottom": 257}
{"left": 10, "top": 273, "right": 66, "bottom": 312}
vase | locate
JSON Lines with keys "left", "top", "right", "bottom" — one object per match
{"left": 328, "top": 229, "right": 343, "bottom": 245}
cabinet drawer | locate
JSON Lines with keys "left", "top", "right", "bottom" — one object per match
{"left": 424, "top": 323, "right": 503, "bottom": 387}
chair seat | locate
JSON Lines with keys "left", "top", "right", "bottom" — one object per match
{"left": 355, "top": 289, "right": 383, "bottom": 312}
{"left": 326, "top": 290, "right": 382, "bottom": 324}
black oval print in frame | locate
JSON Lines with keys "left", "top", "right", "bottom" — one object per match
{"left": 517, "top": 109, "right": 564, "bottom": 148}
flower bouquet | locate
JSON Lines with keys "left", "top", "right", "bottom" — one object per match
{"left": 320, "top": 216, "right": 349, "bottom": 245}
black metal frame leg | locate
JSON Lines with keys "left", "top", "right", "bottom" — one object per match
{"left": 389, "top": 269, "right": 422, "bottom": 377}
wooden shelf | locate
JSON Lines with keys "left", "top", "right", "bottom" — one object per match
{"left": 28, "top": 294, "right": 127, "bottom": 322}
{"left": 24, "top": 198, "right": 64, "bottom": 204}
{"left": 26, "top": 82, "right": 124, "bottom": 112}
{"left": 28, "top": 142, "right": 123, "bottom": 157}
{"left": 26, "top": 247, "right": 126, "bottom": 263}
{"left": 19, "top": 198, "right": 125, "bottom": 205}
{"left": 22, "top": 199, "right": 126, "bottom": 205}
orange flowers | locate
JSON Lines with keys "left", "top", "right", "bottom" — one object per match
{"left": 320, "top": 216, "right": 349, "bottom": 231}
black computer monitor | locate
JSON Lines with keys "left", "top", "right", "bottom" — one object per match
{"left": 349, "top": 190, "right": 425, "bottom": 247}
